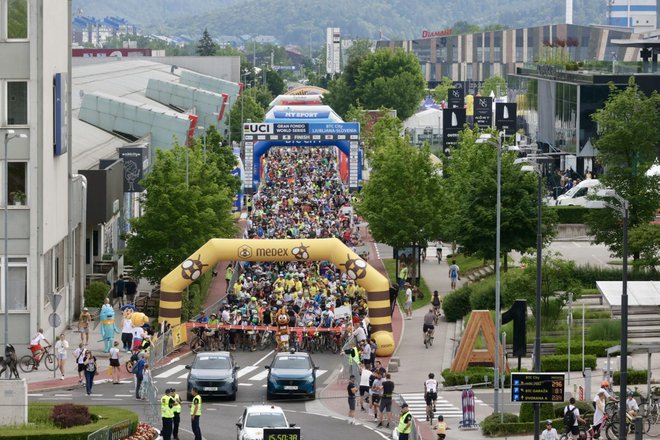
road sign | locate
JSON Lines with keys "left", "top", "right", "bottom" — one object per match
{"left": 263, "top": 427, "right": 301, "bottom": 440}
{"left": 511, "top": 372, "right": 565, "bottom": 403}
{"left": 46, "top": 293, "right": 62, "bottom": 312}
{"left": 48, "top": 312, "right": 61, "bottom": 328}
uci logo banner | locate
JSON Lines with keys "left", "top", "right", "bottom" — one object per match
{"left": 243, "top": 123, "right": 274, "bottom": 134}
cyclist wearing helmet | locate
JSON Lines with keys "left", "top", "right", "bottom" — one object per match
{"left": 434, "top": 415, "right": 448, "bottom": 439}
{"left": 321, "top": 310, "right": 334, "bottom": 328}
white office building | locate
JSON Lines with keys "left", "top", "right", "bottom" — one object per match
{"left": 0, "top": 0, "right": 81, "bottom": 346}
{"left": 608, "top": 0, "right": 658, "bottom": 32}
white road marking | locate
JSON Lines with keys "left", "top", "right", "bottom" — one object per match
{"left": 178, "top": 372, "right": 189, "bottom": 379}
{"left": 166, "top": 381, "right": 181, "bottom": 384}
{"left": 115, "top": 394, "right": 133, "bottom": 397}
{"left": 206, "top": 407, "right": 217, "bottom": 410}
{"left": 238, "top": 383, "right": 253, "bottom": 387}
{"left": 54, "top": 394, "right": 72, "bottom": 397}
{"left": 254, "top": 350, "right": 275, "bottom": 366}
{"left": 28, "top": 394, "right": 43, "bottom": 397}
{"left": 237, "top": 365, "right": 258, "bottom": 378}
{"left": 250, "top": 370, "right": 269, "bottom": 381}
{"left": 315, "top": 369, "right": 328, "bottom": 378}
{"left": 155, "top": 364, "right": 187, "bottom": 378}
{"left": 93, "top": 398, "right": 122, "bottom": 401}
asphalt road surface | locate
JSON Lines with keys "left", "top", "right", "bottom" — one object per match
{"left": 29, "top": 349, "right": 387, "bottom": 440}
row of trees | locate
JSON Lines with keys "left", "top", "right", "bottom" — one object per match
{"left": 358, "top": 78, "right": 659, "bottom": 270}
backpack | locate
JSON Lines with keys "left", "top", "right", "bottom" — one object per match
{"left": 131, "top": 359, "right": 140, "bottom": 374}
{"left": 450, "top": 267, "right": 457, "bottom": 278}
{"left": 564, "top": 405, "right": 576, "bottom": 428}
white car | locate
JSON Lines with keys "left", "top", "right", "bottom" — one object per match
{"left": 236, "top": 405, "right": 294, "bottom": 440}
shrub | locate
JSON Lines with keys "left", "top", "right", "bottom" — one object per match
{"left": 555, "top": 340, "right": 618, "bottom": 357}
{"left": 51, "top": 404, "right": 91, "bottom": 429}
{"left": 84, "top": 281, "right": 109, "bottom": 309}
{"left": 553, "top": 401, "right": 594, "bottom": 417}
{"left": 443, "top": 286, "right": 472, "bottom": 322}
{"left": 613, "top": 369, "right": 648, "bottom": 385}
{"left": 469, "top": 277, "right": 496, "bottom": 310}
{"left": 571, "top": 265, "right": 657, "bottom": 287}
{"left": 541, "top": 354, "right": 596, "bottom": 372}
{"left": 587, "top": 320, "right": 621, "bottom": 341}
{"left": 441, "top": 367, "right": 527, "bottom": 387}
{"left": 519, "top": 402, "right": 554, "bottom": 422}
{"left": 480, "top": 413, "right": 519, "bottom": 436}
{"left": 553, "top": 206, "right": 590, "bottom": 224}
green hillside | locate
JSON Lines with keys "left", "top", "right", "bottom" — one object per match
{"left": 74, "top": 0, "right": 608, "bottom": 45}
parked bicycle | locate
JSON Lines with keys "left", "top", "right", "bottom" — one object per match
{"left": 19, "top": 345, "right": 57, "bottom": 372}
{"left": 424, "top": 327, "right": 434, "bottom": 349}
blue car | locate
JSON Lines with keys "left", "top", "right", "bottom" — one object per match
{"left": 265, "top": 351, "right": 318, "bottom": 400}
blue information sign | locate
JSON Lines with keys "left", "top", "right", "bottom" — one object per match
{"left": 308, "top": 123, "right": 360, "bottom": 135}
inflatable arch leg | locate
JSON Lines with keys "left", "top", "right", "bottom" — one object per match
{"left": 158, "top": 238, "right": 395, "bottom": 356}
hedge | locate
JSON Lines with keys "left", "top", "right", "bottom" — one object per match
{"left": 571, "top": 265, "right": 658, "bottom": 287}
{"left": 613, "top": 369, "right": 648, "bottom": 385}
{"left": 555, "top": 340, "right": 619, "bottom": 357}
{"left": 441, "top": 367, "right": 528, "bottom": 387}
{"left": 442, "top": 286, "right": 472, "bottom": 322}
{"left": 0, "top": 404, "right": 139, "bottom": 439}
{"left": 519, "top": 402, "right": 555, "bottom": 422}
{"left": 481, "top": 413, "right": 563, "bottom": 436}
{"left": 540, "top": 354, "right": 596, "bottom": 372}
{"left": 552, "top": 401, "right": 593, "bottom": 418}
{"left": 553, "top": 206, "right": 590, "bottom": 224}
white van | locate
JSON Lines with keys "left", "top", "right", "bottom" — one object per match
{"left": 555, "top": 179, "right": 602, "bottom": 206}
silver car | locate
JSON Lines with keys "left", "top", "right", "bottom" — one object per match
{"left": 185, "top": 351, "right": 239, "bottom": 401}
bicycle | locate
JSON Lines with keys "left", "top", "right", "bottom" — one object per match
{"left": 424, "top": 328, "right": 434, "bottom": 349}
{"left": 19, "top": 345, "right": 57, "bottom": 372}
{"left": 604, "top": 410, "right": 651, "bottom": 438}
{"left": 558, "top": 424, "right": 589, "bottom": 440}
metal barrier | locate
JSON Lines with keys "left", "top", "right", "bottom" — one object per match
{"left": 394, "top": 393, "right": 421, "bottom": 440}
{"left": 87, "top": 419, "right": 132, "bottom": 440}
{"left": 140, "top": 367, "right": 160, "bottom": 426}
{"left": 150, "top": 327, "right": 173, "bottom": 367}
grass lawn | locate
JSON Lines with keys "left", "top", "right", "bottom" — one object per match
{"left": 382, "top": 258, "right": 432, "bottom": 309}
{"left": 0, "top": 403, "right": 138, "bottom": 439}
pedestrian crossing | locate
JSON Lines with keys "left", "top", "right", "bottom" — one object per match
{"left": 400, "top": 393, "right": 463, "bottom": 419}
{"left": 152, "top": 363, "right": 328, "bottom": 387}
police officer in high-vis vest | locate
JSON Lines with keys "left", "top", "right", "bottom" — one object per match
{"left": 160, "top": 388, "right": 175, "bottom": 440}
{"left": 190, "top": 387, "right": 202, "bottom": 440}
{"left": 343, "top": 344, "right": 361, "bottom": 378}
{"left": 171, "top": 388, "right": 182, "bottom": 440}
{"left": 397, "top": 403, "right": 413, "bottom": 440}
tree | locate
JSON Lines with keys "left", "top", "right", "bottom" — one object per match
{"left": 227, "top": 89, "right": 266, "bottom": 143}
{"left": 480, "top": 75, "right": 507, "bottom": 96}
{"left": 443, "top": 128, "right": 558, "bottom": 266}
{"left": 257, "top": 68, "right": 286, "bottom": 97}
{"left": 354, "top": 49, "right": 426, "bottom": 120}
{"left": 345, "top": 39, "right": 373, "bottom": 62}
{"left": 355, "top": 114, "right": 445, "bottom": 250}
{"left": 124, "top": 132, "right": 238, "bottom": 284}
{"left": 451, "top": 21, "right": 481, "bottom": 35}
{"left": 196, "top": 28, "right": 217, "bottom": 56}
{"left": 322, "top": 44, "right": 369, "bottom": 117}
{"left": 503, "top": 254, "right": 582, "bottom": 328}
{"left": 432, "top": 76, "right": 454, "bottom": 102}
{"left": 587, "top": 77, "right": 660, "bottom": 262}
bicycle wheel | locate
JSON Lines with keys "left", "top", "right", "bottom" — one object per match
{"left": 424, "top": 335, "right": 430, "bottom": 349}
{"left": 605, "top": 401, "right": 618, "bottom": 418}
{"left": 190, "top": 337, "right": 206, "bottom": 354}
{"left": 19, "top": 355, "right": 35, "bottom": 373}
{"left": 125, "top": 360, "right": 134, "bottom": 374}
{"left": 43, "top": 353, "right": 57, "bottom": 371}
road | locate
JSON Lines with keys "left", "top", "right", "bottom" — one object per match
{"left": 29, "top": 349, "right": 387, "bottom": 440}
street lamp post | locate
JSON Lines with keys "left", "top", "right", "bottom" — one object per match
{"left": 477, "top": 132, "right": 504, "bottom": 413}
{"left": 596, "top": 189, "right": 629, "bottom": 440}
{"left": 3, "top": 130, "right": 27, "bottom": 376}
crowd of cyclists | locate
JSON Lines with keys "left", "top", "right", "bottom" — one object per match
{"left": 190, "top": 147, "right": 370, "bottom": 354}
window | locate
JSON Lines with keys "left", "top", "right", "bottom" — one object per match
{"left": 7, "top": 0, "right": 28, "bottom": 39}
{"left": 7, "top": 161, "right": 27, "bottom": 205}
{"left": 1, "top": 257, "right": 28, "bottom": 311}
{"left": 7, "top": 81, "right": 28, "bottom": 125}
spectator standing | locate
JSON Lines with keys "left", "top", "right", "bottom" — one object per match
{"left": 404, "top": 283, "right": 413, "bottom": 319}
{"left": 78, "top": 307, "right": 92, "bottom": 345}
{"left": 54, "top": 333, "right": 68, "bottom": 380}
{"left": 398, "top": 263, "right": 408, "bottom": 290}
{"left": 160, "top": 388, "right": 175, "bottom": 440}
{"left": 347, "top": 375, "right": 358, "bottom": 425}
{"left": 358, "top": 366, "right": 372, "bottom": 411}
{"left": 360, "top": 340, "right": 372, "bottom": 369}
{"left": 172, "top": 388, "right": 182, "bottom": 440}
{"left": 352, "top": 323, "right": 367, "bottom": 344}
{"left": 133, "top": 351, "right": 146, "bottom": 399}
{"left": 225, "top": 265, "right": 234, "bottom": 293}
{"left": 73, "top": 343, "right": 86, "bottom": 384}
{"left": 125, "top": 277, "right": 137, "bottom": 304}
{"left": 378, "top": 373, "right": 395, "bottom": 428}
{"left": 448, "top": 260, "right": 460, "bottom": 290}
{"left": 109, "top": 341, "right": 121, "bottom": 384}
{"left": 389, "top": 284, "right": 398, "bottom": 316}
{"left": 113, "top": 274, "right": 125, "bottom": 307}
{"left": 370, "top": 371, "right": 383, "bottom": 423}
{"left": 541, "top": 420, "right": 559, "bottom": 440}
{"left": 83, "top": 350, "right": 97, "bottom": 395}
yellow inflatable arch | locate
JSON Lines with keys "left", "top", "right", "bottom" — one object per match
{"left": 158, "top": 238, "right": 395, "bottom": 356}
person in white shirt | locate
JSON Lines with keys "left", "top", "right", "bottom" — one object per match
{"left": 424, "top": 373, "right": 438, "bottom": 421}
{"left": 358, "top": 366, "right": 372, "bottom": 411}
{"left": 541, "top": 420, "right": 559, "bottom": 440}
{"left": 54, "top": 334, "right": 69, "bottom": 380}
{"left": 626, "top": 391, "right": 640, "bottom": 417}
{"left": 563, "top": 397, "right": 586, "bottom": 438}
{"left": 591, "top": 389, "right": 607, "bottom": 438}
{"left": 131, "top": 326, "right": 144, "bottom": 351}
{"left": 121, "top": 315, "right": 134, "bottom": 352}
{"left": 352, "top": 324, "right": 367, "bottom": 344}
{"left": 73, "top": 343, "right": 87, "bottom": 384}
{"left": 404, "top": 283, "right": 413, "bottom": 319}
{"left": 29, "top": 328, "right": 51, "bottom": 370}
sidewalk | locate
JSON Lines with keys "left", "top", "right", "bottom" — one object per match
{"left": 27, "top": 263, "right": 232, "bottom": 393}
